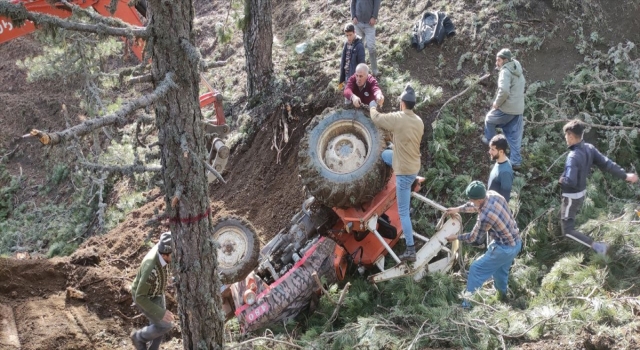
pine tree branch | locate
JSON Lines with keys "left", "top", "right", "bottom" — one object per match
{"left": 24, "top": 73, "right": 176, "bottom": 146}
{"left": 0, "top": 1, "right": 149, "bottom": 39}
{"left": 200, "top": 59, "right": 228, "bottom": 71}
{"left": 59, "top": 0, "right": 137, "bottom": 29}
{"left": 80, "top": 162, "right": 161, "bottom": 174}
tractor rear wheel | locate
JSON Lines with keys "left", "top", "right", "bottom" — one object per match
{"left": 298, "top": 108, "right": 390, "bottom": 208}
{"left": 212, "top": 217, "right": 260, "bottom": 284}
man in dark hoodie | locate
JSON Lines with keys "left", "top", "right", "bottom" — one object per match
{"left": 339, "top": 24, "right": 365, "bottom": 103}
{"left": 483, "top": 48, "right": 526, "bottom": 170}
{"left": 351, "top": 0, "right": 381, "bottom": 76}
{"left": 559, "top": 120, "right": 638, "bottom": 255}
{"left": 130, "top": 232, "right": 174, "bottom": 350}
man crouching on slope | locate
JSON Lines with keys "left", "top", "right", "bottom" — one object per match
{"left": 369, "top": 84, "right": 423, "bottom": 262}
{"left": 130, "top": 232, "right": 174, "bottom": 350}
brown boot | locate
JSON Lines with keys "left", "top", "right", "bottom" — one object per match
{"left": 398, "top": 245, "right": 416, "bottom": 262}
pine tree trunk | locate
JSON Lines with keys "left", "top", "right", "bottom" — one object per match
{"left": 243, "top": 0, "right": 273, "bottom": 99}
{"left": 146, "top": 0, "right": 224, "bottom": 348}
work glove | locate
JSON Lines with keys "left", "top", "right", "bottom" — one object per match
{"left": 337, "top": 82, "right": 344, "bottom": 90}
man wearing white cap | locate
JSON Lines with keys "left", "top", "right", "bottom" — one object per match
{"left": 369, "top": 84, "right": 424, "bottom": 262}
{"left": 130, "top": 232, "right": 174, "bottom": 350}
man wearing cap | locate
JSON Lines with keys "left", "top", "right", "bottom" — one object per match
{"left": 130, "top": 232, "right": 174, "bottom": 350}
{"left": 559, "top": 120, "right": 638, "bottom": 255}
{"left": 344, "top": 63, "right": 385, "bottom": 108}
{"left": 483, "top": 48, "right": 526, "bottom": 170}
{"left": 369, "top": 84, "right": 423, "bottom": 262}
{"left": 351, "top": 0, "right": 381, "bottom": 76}
{"left": 445, "top": 181, "right": 522, "bottom": 307}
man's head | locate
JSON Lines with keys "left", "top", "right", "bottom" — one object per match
{"left": 344, "top": 23, "right": 356, "bottom": 44}
{"left": 563, "top": 119, "right": 585, "bottom": 146}
{"left": 465, "top": 180, "right": 487, "bottom": 207}
{"left": 355, "top": 63, "right": 369, "bottom": 87}
{"left": 399, "top": 84, "right": 416, "bottom": 110}
{"left": 158, "top": 231, "right": 172, "bottom": 263}
{"left": 496, "top": 48, "right": 512, "bottom": 69}
{"left": 489, "top": 134, "right": 508, "bottom": 161}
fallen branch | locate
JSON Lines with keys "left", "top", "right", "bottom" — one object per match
{"left": 436, "top": 74, "right": 490, "bottom": 119}
{"left": 312, "top": 272, "right": 337, "bottom": 305}
{"left": 24, "top": 73, "right": 176, "bottom": 146}
{"left": 128, "top": 74, "right": 153, "bottom": 85}
{"left": 115, "top": 309, "right": 145, "bottom": 321}
{"left": 60, "top": 0, "right": 136, "bottom": 29}
{"left": 226, "top": 336, "right": 303, "bottom": 350}
{"left": 324, "top": 282, "right": 351, "bottom": 330}
{"left": 525, "top": 117, "right": 638, "bottom": 130}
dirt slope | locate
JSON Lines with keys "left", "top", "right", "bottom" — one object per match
{"left": 0, "top": 0, "right": 639, "bottom": 348}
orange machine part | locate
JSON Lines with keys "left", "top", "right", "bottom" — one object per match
{"left": 1, "top": 0, "right": 145, "bottom": 60}
{"left": 332, "top": 244, "right": 348, "bottom": 281}
{"left": 331, "top": 174, "right": 402, "bottom": 266}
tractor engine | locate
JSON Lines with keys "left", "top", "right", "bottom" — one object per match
{"left": 255, "top": 198, "right": 337, "bottom": 284}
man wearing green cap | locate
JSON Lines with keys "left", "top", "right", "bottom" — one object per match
{"left": 369, "top": 84, "right": 423, "bottom": 262}
{"left": 130, "top": 232, "right": 174, "bottom": 350}
{"left": 445, "top": 181, "right": 522, "bottom": 307}
{"left": 483, "top": 48, "right": 526, "bottom": 170}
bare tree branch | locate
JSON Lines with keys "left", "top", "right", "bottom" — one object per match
{"left": 436, "top": 74, "right": 491, "bottom": 119}
{"left": 0, "top": 1, "right": 149, "bottom": 39}
{"left": 24, "top": 73, "right": 176, "bottom": 146}
{"left": 526, "top": 117, "right": 638, "bottom": 130}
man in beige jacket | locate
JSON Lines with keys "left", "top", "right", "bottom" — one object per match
{"left": 369, "top": 84, "right": 424, "bottom": 262}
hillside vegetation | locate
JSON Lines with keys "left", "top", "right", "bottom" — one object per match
{"left": 0, "top": 0, "right": 639, "bottom": 349}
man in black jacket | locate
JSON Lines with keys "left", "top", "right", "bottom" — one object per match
{"left": 338, "top": 23, "right": 365, "bottom": 102}
{"left": 559, "top": 120, "right": 638, "bottom": 255}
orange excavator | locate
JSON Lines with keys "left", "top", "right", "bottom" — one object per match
{"left": 1, "top": 0, "right": 230, "bottom": 177}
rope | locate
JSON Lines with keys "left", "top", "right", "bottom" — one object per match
{"left": 169, "top": 207, "right": 211, "bottom": 224}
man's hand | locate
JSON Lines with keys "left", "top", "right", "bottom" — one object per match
{"left": 627, "top": 173, "right": 639, "bottom": 183}
{"left": 369, "top": 18, "right": 377, "bottom": 26}
{"left": 338, "top": 82, "right": 344, "bottom": 90}
{"left": 445, "top": 207, "right": 459, "bottom": 216}
{"left": 352, "top": 17, "right": 358, "bottom": 24}
{"left": 491, "top": 103, "right": 498, "bottom": 110}
{"left": 162, "top": 310, "right": 174, "bottom": 323}
{"left": 445, "top": 234, "right": 458, "bottom": 242}
{"left": 352, "top": 95, "right": 362, "bottom": 108}
{"left": 558, "top": 176, "right": 565, "bottom": 184}
{"left": 376, "top": 96, "right": 384, "bottom": 107}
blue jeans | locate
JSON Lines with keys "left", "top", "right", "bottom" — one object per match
{"left": 382, "top": 150, "right": 417, "bottom": 247}
{"left": 134, "top": 296, "right": 173, "bottom": 350}
{"left": 466, "top": 240, "right": 522, "bottom": 295}
{"left": 484, "top": 109, "right": 524, "bottom": 166}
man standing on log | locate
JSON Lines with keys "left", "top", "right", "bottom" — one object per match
{"left": 130, "top": 232, "right": 174, "bottom": 350}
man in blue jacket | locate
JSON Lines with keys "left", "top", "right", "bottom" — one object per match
{"left": 559, "top": 120, "right": 638, "bottom": 255}
{"left": 339, "top": 24, "right": 365, "bottom": 91}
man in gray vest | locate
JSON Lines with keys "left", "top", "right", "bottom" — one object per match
{"left": 483, "top": 48, "right": 526, "bottom": 170}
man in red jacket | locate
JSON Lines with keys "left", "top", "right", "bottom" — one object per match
{"left": 344, "top": 63, "right": 385, "bottom": 108}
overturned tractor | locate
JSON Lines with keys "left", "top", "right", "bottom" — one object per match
{"left": 217, "top": 108, "right": 461, "bottom": 332}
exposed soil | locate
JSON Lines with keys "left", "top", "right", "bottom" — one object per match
{"left": 0, "top": 0, "right": 638, "bottom": 349}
